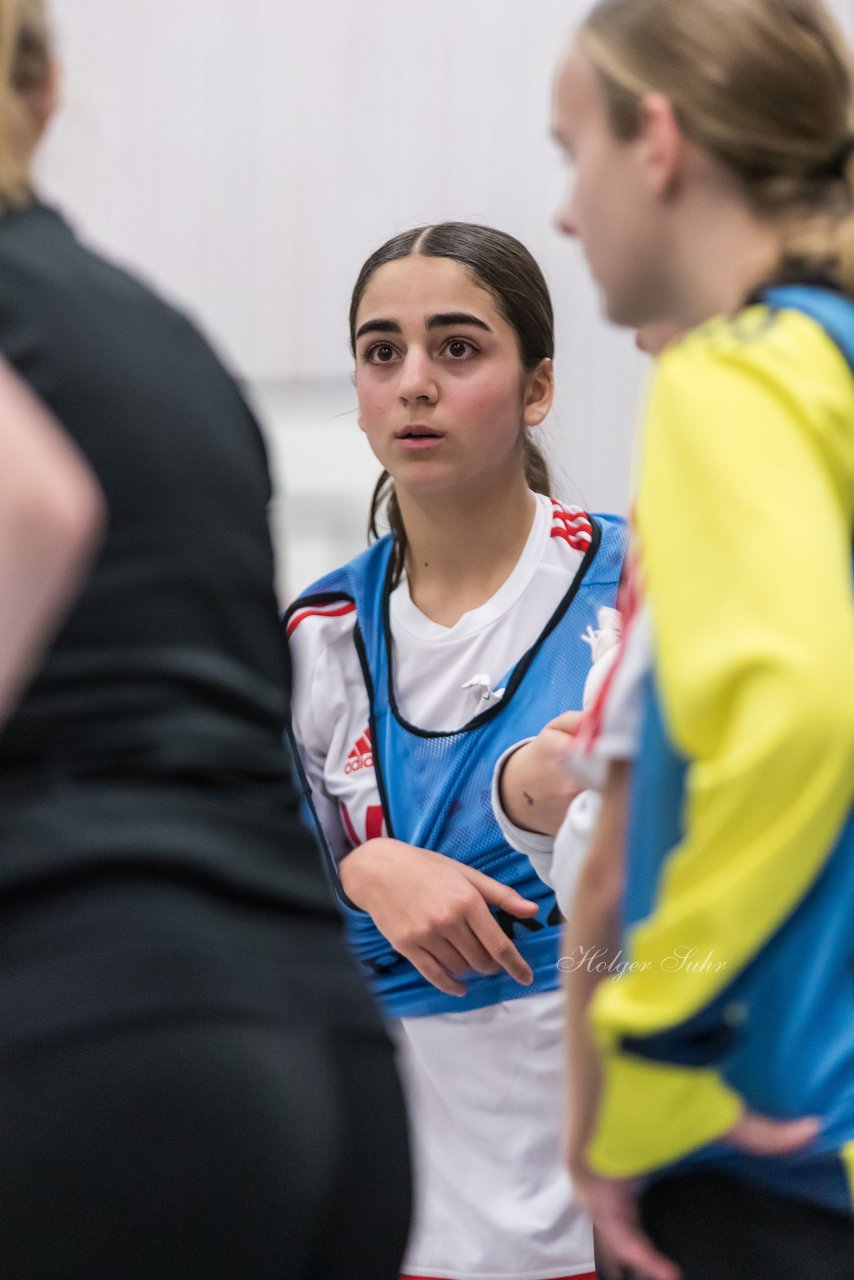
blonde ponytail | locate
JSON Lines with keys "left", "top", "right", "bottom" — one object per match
{"left": 836, "top": 155, "right": 854, "bottom": 292}
{"left": 779, "top": 146, "right": 854, "bottom": 294}
{"left": 0, "top": 0, "right": 50, "bottom": 209}
{"left": 580, "top": 0, "right": 854, "bottom": 296}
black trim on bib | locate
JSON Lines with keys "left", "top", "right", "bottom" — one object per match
{"left": 382, "top": 516, "right": 604, "bottom": 740}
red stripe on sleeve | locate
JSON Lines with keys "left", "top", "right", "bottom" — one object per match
{"left": 550, "top": 503, "right": 594, "bottom": 551}
{"left": 340, "top": 801, "right": 361, "bottom": 849}
{"left": 365, "top": 804, "right": 384, "bottom": 841}
{"left": 286, "top": 601, "right": 356, "bottom": 638}
{"left": 551, "top": 525, "right": 593, "bottom": 549}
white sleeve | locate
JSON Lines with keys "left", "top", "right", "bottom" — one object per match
{"left": 491, "top": 740, "right": 602, "bottom": 912}
{"left": 490, "top": 605, "right": 624, "bottom": 896}
{"left": 551, "top": 790, "right": 602, "bottom": 917}
{"left": 585, "top": 605, "right": 649, "bottom": 763}
{"left": 571, "top": 605, "right": 650, "bottom": 785}
{"left": 490, "top": 740, "right": 558, "bottom": 888}
{"left": 288, "top": 620, "right": 352, "bottom": 866}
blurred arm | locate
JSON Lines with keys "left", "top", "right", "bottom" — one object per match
{"left": 0, "top": 357, "right": 104, "bottom": 721}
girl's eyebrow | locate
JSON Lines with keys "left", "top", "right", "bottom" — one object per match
{"left": 355, "top": 313, "right": 492, "bottom": 342}
{"left": 355, "top": 319, "right": 401, "bottom": 340}
{"left": 427, "top": 313, "right": 491, "bottom": 332}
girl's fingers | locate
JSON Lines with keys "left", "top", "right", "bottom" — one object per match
{"left": 458, "top": 864, "right": 540, "bottom": 916}
{"left": 725, "top": 1111, "right": 820, "bottom": 1155}
{"left": 586, "top": 1180, "right": 681, "bottom": 1280}
{"left": 450, "top": 866, "right": 537, "bottom": 984}
{"left": 605, "top": 1221, "right": 682, "bottom": 1280}
{"left": 470, "top": 906, "right": 534, "bottom": 986}
{"left": 547, "top": 709, "right": 584, "bottom": 734}
{"left": 426, "top": 937, "right": 477, "bottom": 982}
{"left": 449, "top": 921, "right": 501, "bottom": 976}
{"left": 411, "top": 947, "right": 467, "bottom": 997}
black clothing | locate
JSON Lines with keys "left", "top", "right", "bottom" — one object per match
{"left": 0, "top": 1017, "right": 411, "bottom": 1280}
{"left": 640, "top": 1171, "right": 854, "bottom": 1279}
{"left": 0, "top": 202, "right": 410, "bottom": 1276}
{"left": 0, "top": 201, "right": 331, "bottom": 916}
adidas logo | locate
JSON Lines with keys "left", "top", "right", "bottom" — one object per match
{"left": 345, "top": 729, "right": 374, "bottom": 775}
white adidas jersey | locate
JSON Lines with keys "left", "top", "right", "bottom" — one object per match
{"left": 288, "top": 492, "right": 599, "bottom": 1280}
{"left": 288, "top": 493, "right": 593, "bottom": 860}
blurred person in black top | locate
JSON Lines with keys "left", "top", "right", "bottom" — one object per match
{"left": 0, "top": 4, "right": 411, "bottom": 1278}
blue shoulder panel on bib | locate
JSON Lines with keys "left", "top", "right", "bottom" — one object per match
{"left": 762, "top": 284, "right": 854, "bottom": 373}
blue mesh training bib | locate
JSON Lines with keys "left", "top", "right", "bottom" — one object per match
{"left": 287, "top": 513, "right": 626, "bottom": 1017}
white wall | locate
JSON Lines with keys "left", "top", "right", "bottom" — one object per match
{"left": 36, "top": 0, "right": 854, "bottom": 598}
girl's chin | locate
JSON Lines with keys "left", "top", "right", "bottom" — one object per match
{"left": 388, "top": 468, "right": 468, "bottom": 500}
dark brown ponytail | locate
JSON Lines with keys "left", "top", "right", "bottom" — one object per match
{"left": 367, "top": 470, "right": 407, "bottom": 583}
{"left": 522, "top": 432, "right": 551, "bottom": 498}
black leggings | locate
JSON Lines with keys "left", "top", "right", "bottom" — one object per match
{"left": 0, "top": 1016, "right": 411, "bottom": 1279}
{"left": 640, "top": 1170, "right": 854, "bottom": 1280}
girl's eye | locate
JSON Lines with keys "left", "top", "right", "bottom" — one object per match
{"left": 365, "top": 343, "right": 398, "bottom": 364}
{"left": 445, "top": 339, "right": 477, "bottom": 359}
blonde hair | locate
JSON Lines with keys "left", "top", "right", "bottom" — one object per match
{"left": 579, "top": 0, "right": 854, "bottom": 293}
{"left": 0, "top": 0, "right": 51, "bottom": 208}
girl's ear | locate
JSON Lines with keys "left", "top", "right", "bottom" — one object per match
{"left": 523, "top": 358, "right": 554, "bottom": 427}
{"left": 639, "top": 92, "right": 686, "bottom": 198}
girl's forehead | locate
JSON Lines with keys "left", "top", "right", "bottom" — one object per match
{"left": 554, "top": 43, "right": 605, "bottom": 138}
{"left": 357, "top": 255, "right": 501, "bottom": 324}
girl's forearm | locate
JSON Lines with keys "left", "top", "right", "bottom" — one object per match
{"left": 564, "top": 762, "right": 629, "bottom": 1172}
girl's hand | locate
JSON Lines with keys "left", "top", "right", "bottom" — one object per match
{"left": 499, "top": 710, "right": 585, "bottom": 836}
{"left": 340, "top": 838, "right": 540, "bottom": 996}
{"left": 569, "top": 1169, "right": 681, "bottom": 1280}
{"left": 568, "top": 1110, "right": 819, "bottom": 1280}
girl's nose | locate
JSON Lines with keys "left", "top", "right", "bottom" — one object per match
{"left": 398, "top": 348, "right": 438, "bottom": 404}
{"left": 555, "top": 188, "right": 579, "bottom": 238}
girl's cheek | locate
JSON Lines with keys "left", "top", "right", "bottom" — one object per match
{"left": 357, "top": 389, "right": 391, "bottom": 420}
{"left": 453, "top": 375, "right": 521, "bottom": 425}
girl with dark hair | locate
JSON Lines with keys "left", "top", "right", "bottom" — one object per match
{"left": 287, "top": 221, "right": 626, "bottom": 1280}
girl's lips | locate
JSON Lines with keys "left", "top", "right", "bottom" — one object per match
{"left": 396, "top": 435, "right": 445, "bottom": 450}
{"left": 395, "top": 426, "right": 446, "bottom": 451}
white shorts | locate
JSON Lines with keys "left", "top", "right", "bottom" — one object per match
{"left": 393, "top": 990, "right": 595, "bottom": 1280}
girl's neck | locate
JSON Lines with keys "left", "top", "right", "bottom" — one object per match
{"left": 398, "top": 471, "right": 537, "bottom": 628}
{"left": 668, "top": 184, "right": 786, "bottom": 329}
